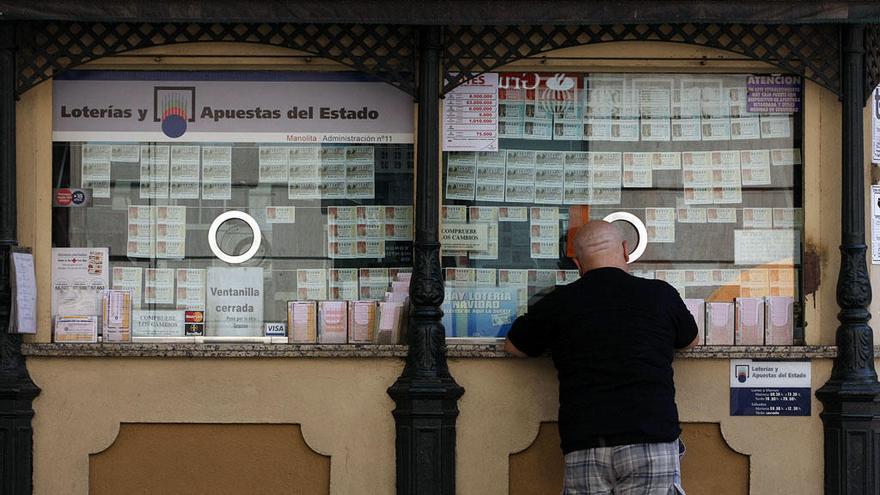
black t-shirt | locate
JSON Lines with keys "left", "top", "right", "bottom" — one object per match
{"left": 506, "top": 266, "right": 698, "bottom": 454}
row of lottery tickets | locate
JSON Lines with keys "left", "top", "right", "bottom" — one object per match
{"left": 445, "top": 148, "right": 801, "bottom": 204}
{"left": 111, "top": 266, "right": 413, "bottom": 309}
{"left": 443, "top": 266, "right": 798, "bottom": 316}
{"left": 496, "top": 79, "right": 793, "bottom": 142}
{"left": 80, "top": 143, "right": 377, "bottom": 200}
{"left": 440, "top": 205, "right": 802, "bottom": 262}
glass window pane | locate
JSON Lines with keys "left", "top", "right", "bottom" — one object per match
{"left": 441, "top": 72, "right": 803, "bottom": 345}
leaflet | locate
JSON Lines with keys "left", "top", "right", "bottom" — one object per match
{"left": 266, "top": 206, "right": 296, "bottom": 223}
{"left": 735, "top": 230, "right": 800, "bottom": 265}
{"left": 144, "top": 268, "right": 175, "bottom": 305}
{"left": 169, "top": 146, "right": 200, "bottom": 199}
{"left": 707, "top": 208, "right": 737, "bottom": 223}
{"left": 737, "top": 149, "right": 771, "bottom": 186}
{"left": 329, "top": 268, "right": 359, "bottom": 300}
{"left": 170, "top": 145, "right": 200, "bottom": 166}
{"left": 289, "top": 146, "right": 320, "bottom": 165}
{"left": 110, "top": 144, "right": 140, "bottom": 163}
{"left": 653, "top": 152, "right": 681, "bottom": 170}
{"left": 127, "top": 206, "right": 155, "bottom": 258}
{"left": 442, "top": 205, "right": 467, "bottom": 222}
{"left": 359, "top": 268, "right": 390, "bottom": 299}
{"left": 742, "top": 208, "right": 774, "bottom": 229}
{"left": 583, "top": 119, "right": 612, "bottom": 140}
{"left": 498, "top": 119, "right": 524, "bottom": 138}
{"left": 81, "top": 144, "right": 112, "bottom": 198}
{"left": 730, "top": 117, "right": 761, "bottom": 140}
{"left": 258, "top": 146, "right": 290, "bottom": 183}
{"left": 156, "top": 206, "right": 186, "bottom": 259}
{"left": 296, "top": 269, "right": 327, "bottom": 300}
{"left": 201, "top": 146, "right": 232, "bottom": 200}
{"left": 740, "top": 268, "right": 770, "bottom": 298}
{"left": 683, "top": 187, "right": 714, "bottom": 205}
{"left": 469, "top": 222, "right": 499, "bottom": 260}
{"left": 645, "top": 207, "right": 675, "bottom": 242}
{"left": 140, "top": 145, "right": 171, "bottom": 165}
{"left": 701, "top": 118, "right": 730, "bottom": 141}
{"left": 499, "top": 206, "right": 528, "bottom": 222}
{"left": 175, "top": 268, "right": 205, "bottom": 310}
{"left": 677, "top": 207, "right": 708, "bottom": 223}
{"left": 712, "top": 186, "right": 742, "bottom": 204}
{"left": 640, "top": 118, "right": 671, "bottom": 141}
{"left": 772, "top": 208, "right": 803, "bottom": 228}
{"left": 760, "top": 116, "right": 792, "bottom": 139}
{"left": 112, "top": 266, "right": 143, "bottom": 308}
{"left": 553, "top": 121, "right": 583, "bottom": 140}
{"left": 610, "top": 120, "right": 639, "bottom": 141}
{"left": 771, "top": 148, "right": 802, "bottom": 166}
{"left": 671, "top": 119, "right": 702, "bottom": 141}
{"left": 623, "top": 154, "right": 652, "bottom": 188}
{"left": 446, "top": 179, "right": 476, "bottom": 200}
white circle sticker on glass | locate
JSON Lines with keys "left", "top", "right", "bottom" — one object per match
{"left": 208, "top": 210, "right": 262, "bottom": 264}
{"left": 602, "top": 211, "right": 648, "bottom": 264}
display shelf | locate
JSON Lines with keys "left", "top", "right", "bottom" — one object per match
{"left": 22, "top": 342, "right": 843, "bottom": 359}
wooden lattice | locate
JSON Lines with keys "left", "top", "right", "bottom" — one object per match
{"left": 865, "top": 24, "right": 880, "bottom": 101}
{"left": 442, "top": 24, "right": 842, "bottom": 95}
{"left": 14, "top": 22, "right": 417, "bottom": 95}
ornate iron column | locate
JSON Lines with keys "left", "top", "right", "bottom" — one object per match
{"left": 816, "top": 23, "right": 880, "bottom": 495}
{"left": 0, "top": 22, "right": 41, "bottom": 495}
{"left": 387, "top": 25, "right": 464, "bottom": 495}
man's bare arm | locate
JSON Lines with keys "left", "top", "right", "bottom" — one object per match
{"left": 682, "top": 333, "right": 700, "bottom": 350}
{"left": 504, "top": 338, "right": 528, "bottom": 358}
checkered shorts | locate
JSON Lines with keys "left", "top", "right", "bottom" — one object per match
{"left": 562, "top": 440, "right": 685, "bottom": 495}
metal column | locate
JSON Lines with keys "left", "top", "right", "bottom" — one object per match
{"left": 387, "top": 25, "right": 464, "bottom": 495}
{"left": 816, "top": 23, "right": 880, "bottom": 495}
{"left": 0, "top": 22, "right": 41, "bottom": 495}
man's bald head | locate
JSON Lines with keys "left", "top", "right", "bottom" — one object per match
{"left": 572, "top": 221, "right": 629, "bottom": 273}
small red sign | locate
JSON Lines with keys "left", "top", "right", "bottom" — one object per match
{"left": 55, "top": 188, "right": 72, "bottom": 206}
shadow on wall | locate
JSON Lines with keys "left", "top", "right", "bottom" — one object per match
{"left": 509, "top": 423, "right": 749, "bottom": 494}
{"left": 89, "top": 423, "right": 330, "bottom": 495}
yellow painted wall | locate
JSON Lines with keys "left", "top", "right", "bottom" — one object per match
{"left": 27, "top": 358, "right": 402, "bottom": 494}
{"left": 453, "top": 358, "right": 835, "bottom": 495}
{"left": 16, "top": 40, "right": 861, "bottom": 495}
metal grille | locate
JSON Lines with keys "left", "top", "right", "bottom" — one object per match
{"left": 442, "top": 24, "right": 842, "bottom": 95}
{"left": 865, "top": 24, "right": 880, "bottom": 101}
{"left": 14, "top": 22, "right": 417, "bottom": 95}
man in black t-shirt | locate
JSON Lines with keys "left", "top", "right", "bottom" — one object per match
{"left": 505, "top": 220, "right": 699, "bottom": 494}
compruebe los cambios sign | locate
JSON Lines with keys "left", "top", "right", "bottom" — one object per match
{"left": 53, "top": 71, "right": 413, "bottom": 143}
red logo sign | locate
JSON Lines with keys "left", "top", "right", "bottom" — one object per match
{"left": 55, "top": 188, "right": 72, "bottom": 206}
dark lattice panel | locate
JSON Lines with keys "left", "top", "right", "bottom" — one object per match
{"left": 865, "top": 24, "right": 880, "bottom": 102}
{"left": 14, "top": 22, "right": 416, "bottom": 95}
{"left": 442, "top": 24, "right": 842, "bottom": 95}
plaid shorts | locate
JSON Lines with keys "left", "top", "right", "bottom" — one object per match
{"left": 562, "top": 440, "right": 685, "bottom": 495}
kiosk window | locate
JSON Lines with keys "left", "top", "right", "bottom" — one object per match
{"left": 441, "top": 72, "right": 803, "bottom": 345}
{"left": 50, "top": 70, "right": 415, "bottom": 343}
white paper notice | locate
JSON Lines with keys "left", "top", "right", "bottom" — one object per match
{"left": 443, "top": 73, "right": 499, "bottom": 151}
{"left": 51, "top": 247, "right": 109, "bottom": 318}
{"left": 206, "top": 267, "right": 264, "bottom": 336}
{"left": 873, "top": 87, "right": 880, "bottom": 164}
{"left": 10, "top": 251, "right": 37, "bottom": 333}
{"left": 873, "top": 185, "right": 880, "bottom": 264}
{"left": 735, "top": 229, "right": 800, "bottom": 265}
{"left": 201, "top": 146, "right": 232, "bottom": 200}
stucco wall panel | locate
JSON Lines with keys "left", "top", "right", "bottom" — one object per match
{"left": 28, "top": 358, "right": 402, "bottom": 495}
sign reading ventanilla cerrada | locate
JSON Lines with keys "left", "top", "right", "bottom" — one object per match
{"left": 53, "top": 71, "right": 413, "bottom": 143}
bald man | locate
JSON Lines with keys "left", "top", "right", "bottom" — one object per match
{"left": 505, "top": 221, "right": 699, "bottom": 495}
